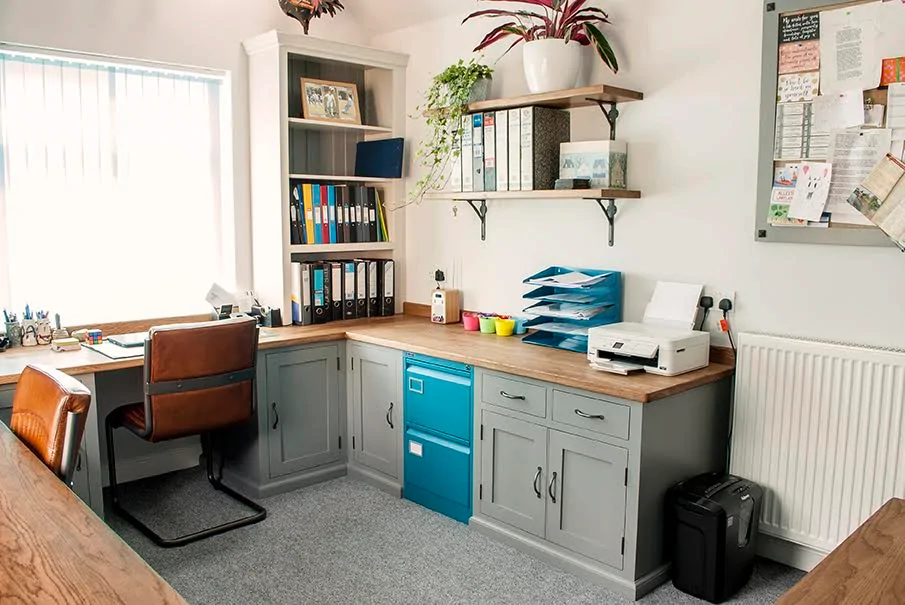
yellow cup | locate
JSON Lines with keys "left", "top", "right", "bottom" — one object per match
{"left": 495, "top": 319, "right": 515, "bottom": 337}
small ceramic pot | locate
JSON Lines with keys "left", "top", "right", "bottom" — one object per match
{"left": 4, "top": 321, "right": 22, "bottom": 347}
{"left": 36, "top": 318, "right": 53, "bottom": 345}
{"left": 21, "top": 320, "right": 38, "bottom": 347}
{"left": 523, "top": 39, "right": 583, "bottom": 94}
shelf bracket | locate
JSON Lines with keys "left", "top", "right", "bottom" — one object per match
{"left": 594, "top": 198, "right": 619, "bottom": 247}
{"left": 465, "top": 200, "right": 488, "bottom": 241}
{"left": 588, "top": 99, "right": 620, "bottom": 140}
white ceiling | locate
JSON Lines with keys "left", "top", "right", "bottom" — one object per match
{"left": 349, "top": 0, "right": 476, "bottom": 37}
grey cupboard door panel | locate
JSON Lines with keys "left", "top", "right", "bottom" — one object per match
{"left": 546, "top": 429, "right": 628, "bottom": 570}
{"left": 352, "top": 345, "right": 400, "bottom": 478}
{"left": 481, "top": 410, "right": 547, "bottom": 537}
{"left": 266, "top": 346, "right": 341, "bottom": 478}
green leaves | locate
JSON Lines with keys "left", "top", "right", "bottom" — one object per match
{"left": 585, "top": 22, "right": 618, "bottom": 73}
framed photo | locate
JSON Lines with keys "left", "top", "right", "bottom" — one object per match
{"left": 300, "top": 77, "right": 361, "bottom": 125}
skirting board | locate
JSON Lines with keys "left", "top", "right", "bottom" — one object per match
{"left": 223, "top": 462, "right": 347, "bottom": 500}
{"left": 469, "top": 515, "right": 669, "bottom": 600}
{"left": 103, "top": 444, "right": 202, "bottom": 486}
{"left": 347, "top": 463, "right": 402, "bottom": 498}
{"left": 757, "top": 531, "right": 827, "bottom": 572}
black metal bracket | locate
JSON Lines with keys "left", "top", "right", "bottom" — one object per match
{"left": 594, "top": 198, "right": 619, "bottom": 247}
{"left": 588, "top": 99, "right": 620, "bottom": 140}
{"left": 465, "top": 200, "right": 488, "bottom": 241}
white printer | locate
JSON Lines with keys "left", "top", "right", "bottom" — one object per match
{"left": 587, "top": 281, "right": 711, "bottom": 376}
{"left": 587, "top": 322, "right": 710, "bottom": 376}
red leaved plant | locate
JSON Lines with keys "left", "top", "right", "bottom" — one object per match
{"left": 463, "top": 0, "right": 618, "bottom": 73}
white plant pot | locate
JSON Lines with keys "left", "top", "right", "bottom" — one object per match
{"left": 523, "top": 39, "right": 583, "bottom": 94}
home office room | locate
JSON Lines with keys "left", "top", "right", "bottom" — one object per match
{"left": 1, "top": 0, "right": 904, "bottom": 603}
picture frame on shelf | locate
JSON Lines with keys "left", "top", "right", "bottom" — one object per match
{"left": 300, "top": 77, "right": 361, "bottom": 124}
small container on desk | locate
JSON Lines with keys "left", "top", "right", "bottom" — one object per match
{"left": 520, "top": 266, "right": 623, "bottom": 353}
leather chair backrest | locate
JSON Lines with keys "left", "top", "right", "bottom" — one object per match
{"left": 144, "top": 316, "right": 258, "bottom": 442}
{"left": 11, "top": 364, "right": 91, "bottom": 477}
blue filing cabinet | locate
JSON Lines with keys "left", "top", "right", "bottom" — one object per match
{"left": 403, "top": 353, "right": 473, "bottom": 523}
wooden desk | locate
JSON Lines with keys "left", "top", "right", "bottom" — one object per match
{"left": 0, "top": 422, "right": 187, "bottom": 604}
{"left": 777, "top": 498, "right": 905, "bottom": 604}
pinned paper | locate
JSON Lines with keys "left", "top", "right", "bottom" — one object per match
{"left": 789, "top": 161, "right": 833, "bottom": 222}
{"left": 812, "top": 90, "right": 865, "bottom": 134}
{"left": 778, "top": 72, "right": 820, "bottom": 103}
{"left": 779, "top": 41, "right": 820, "bottom": 75}
{"left": 820, "top": 3, "right": 882, "bottom": 93}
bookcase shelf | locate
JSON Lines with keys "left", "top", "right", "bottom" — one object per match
{"left": 289, "top": 173, "right": 396, "bottom": 183}
{"left": 466, "top": 84, "right": 643, "bottom": 113}
{"left": 288, "top": 117, "right": 393, "bottom": 135}
{"left": 289, "top": 242, "right": 395, "bottom": 254}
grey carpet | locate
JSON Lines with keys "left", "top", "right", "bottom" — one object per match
{"left": 110, "top": 470, "right": 803, "bottom": 605}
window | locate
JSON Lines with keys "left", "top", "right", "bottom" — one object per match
{"left": 0, "top": 46, "right": 232, "bottom": 324}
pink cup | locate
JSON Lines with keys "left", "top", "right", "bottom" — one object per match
{"left": 462, "top": 312, "right": 480, "bottom": 331}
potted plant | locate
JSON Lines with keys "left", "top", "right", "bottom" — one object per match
{"left": 463, "top": 0, "right": 618, "bottom": 94}
{"left": 279, "top": 0, "right": 345, "bottom": 35}
{"left": 409, "top": 59, "right": 493, "bottom": 204}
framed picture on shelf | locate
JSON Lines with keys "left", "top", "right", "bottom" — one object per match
{"left": 300, "top": 77, "right": 361, "bottom": 125}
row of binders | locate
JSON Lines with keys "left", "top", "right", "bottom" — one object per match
{"left": 449, "top": 106, "right": 570, "bottom": 193}
{"left": 291, "top": 259, "right": 395, "bottom": 325}
{"left": 290, "top": 183, "right": 390, "bottom": 246}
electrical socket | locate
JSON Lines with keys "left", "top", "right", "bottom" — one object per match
{"left": 700, "top": 288, "right": 736, "bottom": 333}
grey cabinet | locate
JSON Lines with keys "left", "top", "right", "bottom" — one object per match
{"left": 481, "top": 410, "right": 547, "bottom": 537}
{"left": 349, "top": 343, "right": 401, "bottom": 480}
{"left": 266, "top": 345, "right": 342, "bottom": 478}
{"left": 546, "top": 430, "right": 627, "bottom": 569}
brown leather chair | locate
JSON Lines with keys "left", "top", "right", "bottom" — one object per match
{"left": 11, "top": 364, "right": 92, "bottom": 486}
{"left": 105, "top": 316, "right": 266, "bottom": 547}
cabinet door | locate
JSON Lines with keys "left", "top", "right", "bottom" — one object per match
{"left": 266, "top": 345, "right": 341, "bottom": 478}
{"left": 545, "top": 429, "right": 628, "bottom": 569}
{"left": 351, "top": 345, "right": 401, "bottom": 478}
{"left": 480, "top": 410, "right": 547, "bottom": 537}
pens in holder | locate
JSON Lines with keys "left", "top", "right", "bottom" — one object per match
{"left": 2, "top": 309, "right": 8, "bottom": 323}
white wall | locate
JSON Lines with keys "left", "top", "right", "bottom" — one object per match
{"left": 372, "top": 0, "right": 905, "bottom": 349}
{"left": 0, "top": 0, "right": 366, "bottom": 291}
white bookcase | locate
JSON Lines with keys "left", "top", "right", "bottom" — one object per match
{"left": 243, "top": 30, "right": 408, "bottom": 325}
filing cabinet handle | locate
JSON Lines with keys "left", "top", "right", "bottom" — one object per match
{"left": 533, "top": 467, "right": 542, "bottom": 499}
{"left": 386, "top": 402, "right": 394, "bottom": 429}
{"left": 574, "top": 408, "right": 605, "bottom": 421}
{"left": 272, "top": 402, "right": 280, "bottom": 430}
{"left": 548, "top": 471, "right": 558, "bottom": 503}
{"left": 500, "top": 390, "right": 526, "bottom": 401}
{"left": 76, "top": 453, "right": 82, "bottom": 472}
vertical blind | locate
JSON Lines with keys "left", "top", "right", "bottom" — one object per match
{"left": 0, "top": 50, "right": 227, "bottom": 324}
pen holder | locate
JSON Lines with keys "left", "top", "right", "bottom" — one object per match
{"left": 21, "top": 319, "right": 38, "bottom": 347}
{"left": 479, "top": 315, "right": 498, "bottom": 334}
{"left": 36, "top": 318, "right": 53, "bottom": 345}
{"left": 4, "top": 321, "right": 21, "bottom": 347}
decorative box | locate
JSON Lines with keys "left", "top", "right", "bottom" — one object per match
{"left": 882, "top": 57, "right": 905, "bottom": 86}
{"left": 559, "top": 140, "right": 627, "bottom": 189}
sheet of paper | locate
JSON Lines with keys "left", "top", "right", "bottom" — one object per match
{"left": 847, "top": 154, "right": 905, "bottom": 248}
{"left": 888, "top": 83, "right": 905, "bottom": 132}
{"left": 789, "top": 161, "right": 833, "bottom": 221}
{"left": 527, "top": 271, "right": 612, "bottom": 289}
{"left": 826, "top": 129, "right": 894, "bottom": 224}
{"left": 812, "top": 90, "right": 865, "bottom": 134}
{"left": 820, "top": 3, "right": 882, "bottom": 94}
{"left": 205, "top": 283, "right": 235, "bottom": 310}
{"left": 878, "top": 1, "right": 905, "bottom": 59}
{"left": 642, "top": 281, "right": 703, "bottom": 330}
{"left": 779, "top": 40, "right": 820, "bottom": 75}
{"left": 780, "top": 12, "right": 820, "bottom": 44}
{"left": 774, "top": 164, "right": 800, "bottom": 188}
{"left": 777, "top": 72, "right": 820, "bottom": 103}
{"left": 892, "top": 140, "right": 905, "bottom": 161}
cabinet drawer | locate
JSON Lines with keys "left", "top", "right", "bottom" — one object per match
{"left": 551, "top": 390, "right": 630, "bottom": 441}
{"left": 405, "top": 364, "right": 472, "bottom": 442}
{"left": 482, "top": 374, "right": 547, "bottom": 418}
{"left": 404, "top": 427, "right": 472, "bottom": 522}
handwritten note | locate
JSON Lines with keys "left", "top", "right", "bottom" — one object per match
{"left": 812, "top": 89, "right": 865, "bottom": 134}
{"left": 780, "top": 12, "right": 820, "bottom": 44}
{"left": 778, "top": 72, "right": 820, "bottom": 103}
{"left": 779, "top": 40, "right": 820, "bottom": 74}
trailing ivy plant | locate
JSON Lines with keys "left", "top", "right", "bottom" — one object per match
{"left": 408, "top": 59, "right": 493, "bottom": 205}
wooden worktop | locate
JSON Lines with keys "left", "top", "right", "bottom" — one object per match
{"left": 0, "top": 422, "right": 188, "bottom": 604}
{"left": 777, "top": 498, "right": 905, "bottom": 604}
{"left": 0, "top": 316, "right": 733, "bottom": 403}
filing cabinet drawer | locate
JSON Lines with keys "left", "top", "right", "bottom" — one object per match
{"left": 482, "top": 373, "right": 547, "bottom": 418}
{"left": 552, "top": 390, "right": 630, "bottom": 441}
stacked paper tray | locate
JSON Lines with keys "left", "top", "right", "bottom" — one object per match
{"left": 521, "top": 266, "right": 623, "bottom": 354}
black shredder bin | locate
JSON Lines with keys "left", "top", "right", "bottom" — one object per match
{"left": 666, "top": 473, "right": 763, "bottom": 603}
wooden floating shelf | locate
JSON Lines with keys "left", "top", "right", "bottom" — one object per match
{"left": 288, "top": 118, "right": 393, "bottom": 135}
{"left": 423, "top": 189, "right": 642, "bottom": 201}
{"left": 289, "top": 242, "right": 395, "bottom": 254}
{"left": 467, "top": 84, "right": 643, "bottom": 113}
{"left": 289, "top": 174, "right": 396, "bottom": 183}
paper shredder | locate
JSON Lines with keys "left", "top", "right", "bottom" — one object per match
{"left": 666, "top": 473, "right": 763, "bottom": 603}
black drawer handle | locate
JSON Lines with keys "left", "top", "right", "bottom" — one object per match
{"left": 386, "top": 402, "right": 394, "bottom": 429}
{"left": 500, "top": 390, "right": 526, "bottom": 401}
{"left": 76, "top": 453, "right": 82, "bottom": 472}
{"left": 272, "top": 402, "right": 280, "bottom": 430}
{"left": 533, "top": 467, "right": 542, "bottom": 499}
{"left": 549, "top": 471, "right": 558, "bottom": 503}
{"left": 575, "top": 408, "right": 605, "bottom": 421}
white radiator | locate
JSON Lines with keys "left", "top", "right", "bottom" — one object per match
{"left": 730, "top": 332, "right": 905, "bottom": 556}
